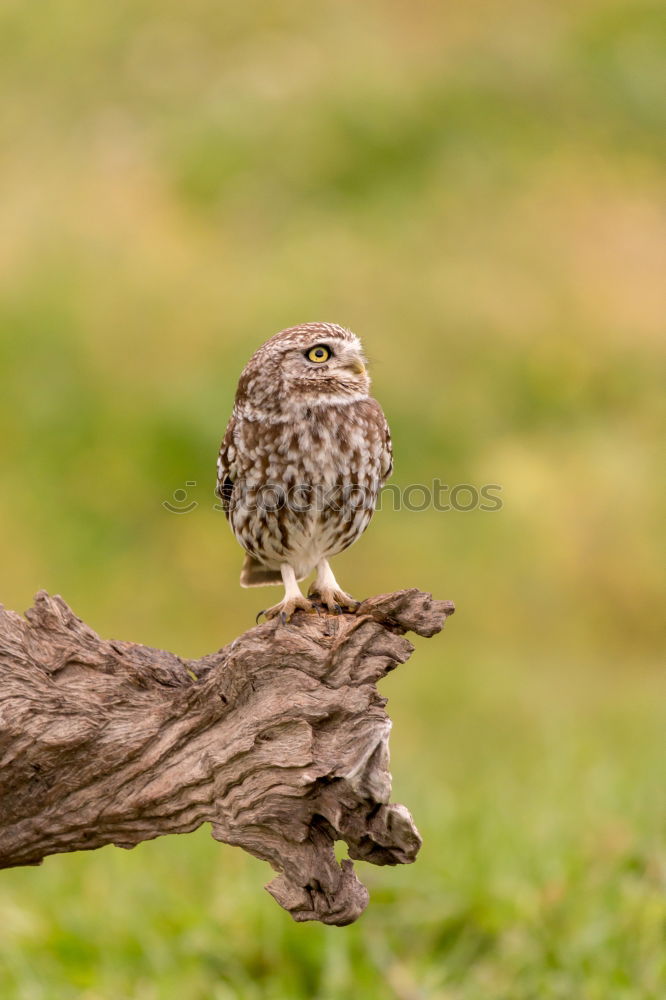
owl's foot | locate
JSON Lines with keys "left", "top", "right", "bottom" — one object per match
{"left": 255, "top": 564, "right": 317, "bottom": 625}
{"left": 309, "top": 559, "right": 361, "bottom": 615}
{"left": 259, "top": 593, "right": 315, "bottom": 626}
{"left": 308, "top": 583, "right": 360, "bottom": 615}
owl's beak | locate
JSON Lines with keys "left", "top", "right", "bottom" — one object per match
{"left": 347, "top": 356, "right": 367, "bottom": 376}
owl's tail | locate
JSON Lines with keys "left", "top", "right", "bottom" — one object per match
{"left": 240, "top": 554, "right": 283, "bottom": 588}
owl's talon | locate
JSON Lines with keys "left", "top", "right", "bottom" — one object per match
{"left": 256, "top": 609, "right": 267, "bottom": 625}
{"left": 309, "top": 586, "right": 359, "bottom": 615}
{"left": 262, "top": 594, "right": 315, "bottom": 625}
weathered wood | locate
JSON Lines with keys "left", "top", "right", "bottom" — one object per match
{"left": 0, "top": 588, "right": 454, "bottom": 925}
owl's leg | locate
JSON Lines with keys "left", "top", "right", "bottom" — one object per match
{"left": 260, "top": 564, "right": 314, "bottom": 625}
{"left": 308, "top": 559, "right": 360, "bottom": 614}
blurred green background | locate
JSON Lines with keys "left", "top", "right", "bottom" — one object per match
{"left": 1, "top": 0, "right": 665, "bottom": 997}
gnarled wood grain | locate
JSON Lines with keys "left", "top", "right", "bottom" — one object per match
{"left": 0, "top": 589, "right": 454, "bottom": 925}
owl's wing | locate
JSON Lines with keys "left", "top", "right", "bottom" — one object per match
{"left": 364, "top": 398, "right": 393, "bottom": 485}
{"left": 216, "top": 412, "right": 239, "bottom": 516}
{"left": 380, "top": 421, "right": 393, "bottom": 484}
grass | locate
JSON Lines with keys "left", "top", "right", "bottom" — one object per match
{"left": 0, "top": 0, "right": 664, "bottom": 996}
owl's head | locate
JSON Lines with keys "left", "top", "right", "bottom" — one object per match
{"left": 239, "top": 323, "right": 370, "bottom": 409}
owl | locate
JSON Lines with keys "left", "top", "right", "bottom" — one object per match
{"left": 216, "top": 323, "right": 392, "bottom": 622}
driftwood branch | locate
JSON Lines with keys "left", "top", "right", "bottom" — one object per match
{"left": 0, "top": 589, "right": 454, "bottom": 926}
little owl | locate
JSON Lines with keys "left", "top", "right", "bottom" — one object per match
{"left": 216, "top": 323, "right": 392, "bottom": 622}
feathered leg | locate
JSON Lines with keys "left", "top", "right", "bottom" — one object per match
{"left": 260, "top": 564, "right": 314, "bottom": 624}
{"left": 309, "top": 559, "right": 360, "bottom": 613}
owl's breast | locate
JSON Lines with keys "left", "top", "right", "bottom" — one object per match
{"left": 227, "top": 400, "right": 388, "bottom": 574}
{"left": 237, "top": 404, "right": 382, "bottom": 484}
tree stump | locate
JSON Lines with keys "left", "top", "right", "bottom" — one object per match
{"left": 0, "top": 588, "right": 454, "bottom": 926}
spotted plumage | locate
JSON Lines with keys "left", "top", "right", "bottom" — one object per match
{"left": 216, "top": 323, "right": 392, "bottom": 621}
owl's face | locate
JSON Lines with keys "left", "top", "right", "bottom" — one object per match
{"left": 238, "top": 323, "right": 371, "bottom": 410}
{"left": 279, "top": 331, "right": 369, "bottom": 396}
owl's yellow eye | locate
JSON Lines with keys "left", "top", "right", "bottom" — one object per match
{"left": 306, "top": 345, "right": 332, "bottom": 363}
